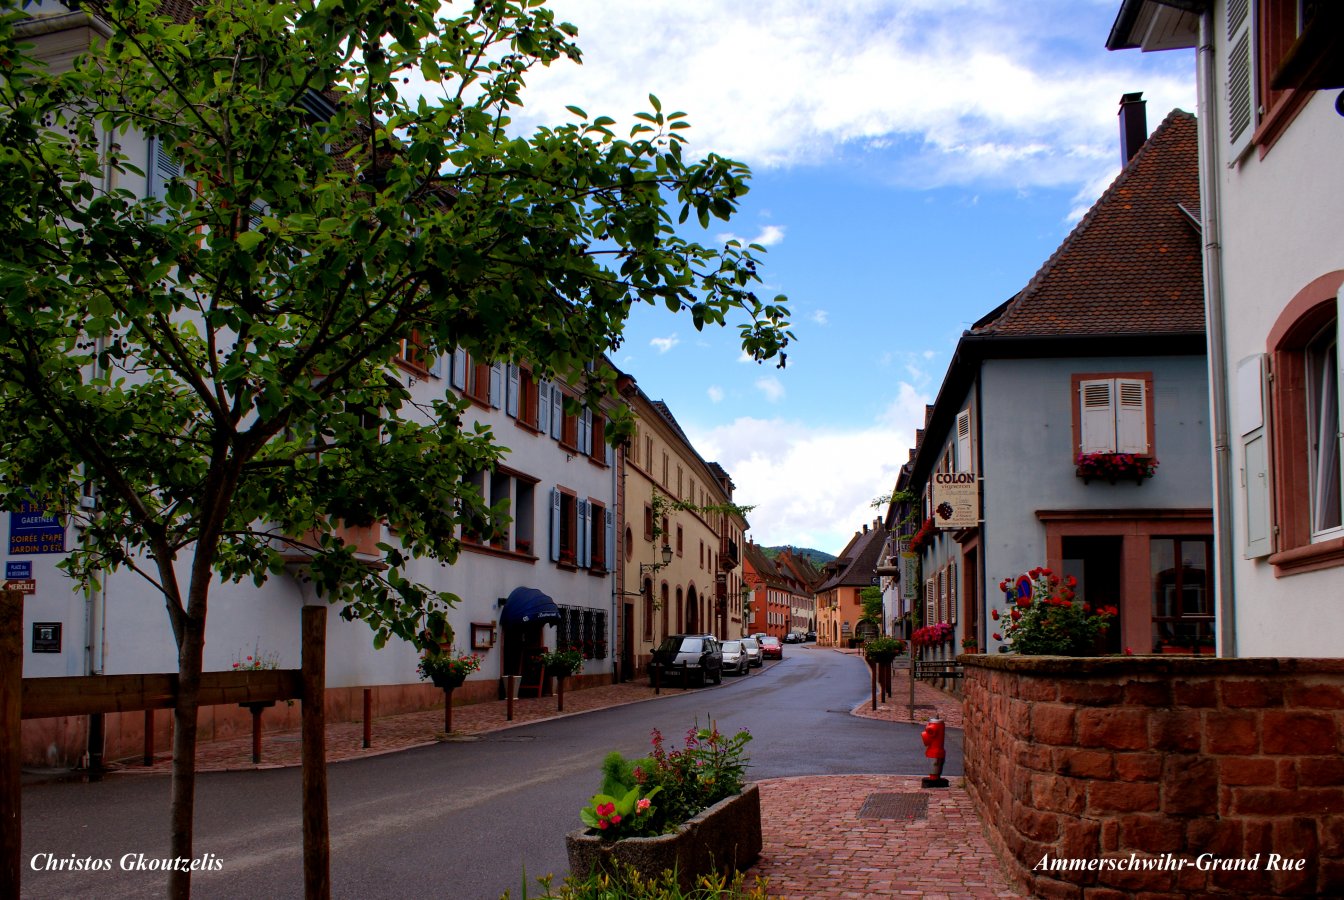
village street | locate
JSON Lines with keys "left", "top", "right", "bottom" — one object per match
{"left": 20, "top": 647, "right": 961, "bottom": 899}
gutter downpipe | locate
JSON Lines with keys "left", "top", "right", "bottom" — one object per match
{"left": 1196, "top": 9, "right": 1237, "bottom": 657}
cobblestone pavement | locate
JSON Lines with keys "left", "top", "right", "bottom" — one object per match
{"left": 105, "top": 647, "right": 1018, "bottom": 897}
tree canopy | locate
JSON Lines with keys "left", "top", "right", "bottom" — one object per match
{"left": 0, "top": 0, "right": 790, "bottom": 891}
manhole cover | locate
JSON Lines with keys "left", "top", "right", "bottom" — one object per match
{"left": 858, "top": 792, "right": 929, "bottom": 821}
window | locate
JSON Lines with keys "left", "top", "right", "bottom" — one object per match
{"left": 550, "top": 487, "right": 578, "bottom": 565}
{"left": 560, "top": 394, "right": 579, "bottom": 450}
{"left": 459, "top": 467, "right": 536, "bottom": 556}
{"left": 450, "top": 350, "right": 500, "bottom": 406}
{"left": 643, "top": 578, "right": 655, "bottom": 640}
{"left": 1306, "top": 323, "right": 1341, "bottom": 537}
{"left": 1151, "top": 537, "right": 1215, "bottom": 652}
{"left": 396, "top": 330, "right": 433, "bottom": 374}
{"left": 1073, "top": 374, "right": 1153, "bottom": 455}
{"left": 676, "top": 525, "right": 683, "bottom": 557}
{"left": 643, "top": 503, "right": 654, "bottom": 542}
{"left": 587, "top": 500, "right": 614, "bottom": 572}
{"left": 589, "top": 413, "right": 608, "bottom": 464}
{"left": 1265, "top": 274, "right": 1344, "bottom": 572}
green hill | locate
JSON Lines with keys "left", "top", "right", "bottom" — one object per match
{"left": 762, "top": 545, "right": 836, "bottom": 566}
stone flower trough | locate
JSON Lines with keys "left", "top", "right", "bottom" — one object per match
{"left": 565, "top": 783, "right": 762, "bottom": 889}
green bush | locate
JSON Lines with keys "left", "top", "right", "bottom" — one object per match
{"left": 506, "top": 863, "right": 768, "bottom": 899}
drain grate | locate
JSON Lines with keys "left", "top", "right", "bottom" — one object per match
{"left": 858, "top": 792, "right": 929, "bottom": 821}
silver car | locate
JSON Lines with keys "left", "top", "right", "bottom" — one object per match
{"left": 740, "top": 636, "right": 763, "bottom": 668}
{"left": 720, "top": 640, "right": 751, "bottom": 675}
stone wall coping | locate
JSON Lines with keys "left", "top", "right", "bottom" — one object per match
{"left": 958, "top": 654, "right": 1344, "bottom": 677}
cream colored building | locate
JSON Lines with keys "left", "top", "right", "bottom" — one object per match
{"left": 615, "top": 379, "right": 748, "bottom": 678}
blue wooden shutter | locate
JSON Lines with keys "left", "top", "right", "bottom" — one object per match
{"left": 577, "top": 499, "right": 591, "bottom": 568}
{"left": 147, "top": 136, "right": 181, "bottom": 222}
{"left": 550, "top": 388, "right": 564, "bottom": 440}
{"left": 505, "top": 365, "right": 519, "bottom": 417}
{"left": 578, "top": 408, "right": 592, "bottom": 456}
{"left": 489, "top": 362, "right": 504, "bottom": 408}
{"left": 451, "top": 349, "right": 467, "bottom": 390}
{"left": 549, "top": 488, "right": 562, "bottom": 561}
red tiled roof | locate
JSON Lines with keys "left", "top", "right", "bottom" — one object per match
{"left": 973, "top": 110, "right": 1203, "bottom": 338}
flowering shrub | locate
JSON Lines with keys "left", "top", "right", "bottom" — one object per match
{"left": 912, "top": 622, "right": 953, "bottom": 646}
{"left": 908, "top": 517, "right": 936, "bottom": 553}
{"left": 992, "top": 567, "right": 1117, "bottom": 656}
{"left": 583, "top": 722, "right": 752, "bottom": 837}
{"left": 1075, "top": 452, "right": 1158, "bottom": 482}
{"left": 417, "top": 649, "right": 482, "bottom": 683}
{"left": 231, "top": 644, "right": 279, "bottom": 670}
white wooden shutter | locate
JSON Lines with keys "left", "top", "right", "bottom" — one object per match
{"left": 948, "top": 561, "right": 958, "bottom": 625}
{"left": 1225, "top": 0, "right": 1255, "bottom": 161}
{"left": 427, "top": 349, "right": 443, "bottom": 378}
{"left": 549, "top": 488, "right": 562, "bottom": 561}
{"left": 579, "top": 408, "right": 592, "bottom": 456}
{"left": 1115, "top": 379, "right": 1149, "bottom": 454}
{"left": 924, "top": 577, "right": 936, "bottom": 626}
{"left": 1080, "top": 379, "right": 1117, "bottom": 453}
{"left": 1237, "top": 354, "right": 1273, "bottom": 558}
{"left": 955, "top": 409, "right": 972, "bottom": 472}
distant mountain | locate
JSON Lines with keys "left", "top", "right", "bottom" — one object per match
{"left": 762, "top": 545, "right": 836, "bottom": 566}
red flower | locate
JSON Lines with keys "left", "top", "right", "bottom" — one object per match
{"left": 992, "top": 632, "right": 1002, "bottom": 642}
{"left": 1017, "top": 595, "right": 1032, "bottom": 608}
{"left": 991, "top": 609, "right": 1000, "bottom": 620}
{"left": 597, "top": 819, "right": 609, "bottom": 830}
{"left": 1010, "top": 608, "right": 1021, "bottom": 621}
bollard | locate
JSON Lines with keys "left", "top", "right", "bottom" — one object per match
{"left": 362, "top": 688, "right": 372, "bottom": 749}
{"left": 505, "top": 675, "right": 518, "bottom": 721}
{"left": 870, "top": 659, "right": 878, "bottom": 710}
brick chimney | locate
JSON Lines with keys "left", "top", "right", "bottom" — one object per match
{"left": 1119, "top": 92, "right": 1147, "bottom": 165}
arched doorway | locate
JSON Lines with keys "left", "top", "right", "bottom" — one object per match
{"left": 686, "top": 585, "right": 699, "bottom": 633}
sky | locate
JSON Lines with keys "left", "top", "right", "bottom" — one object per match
{"left": 505, "top": 0, "right": 1197, "bottom": 556}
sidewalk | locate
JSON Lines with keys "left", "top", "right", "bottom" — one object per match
{"left": 106, "top": 647, "right": 1018, "bottom": 898}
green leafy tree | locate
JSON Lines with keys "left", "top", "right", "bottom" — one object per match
{"left": 0, "top": 0, "right": 790, "bottom": 894}
{"left": 859, "top": 585, "right": 884, "bottom": 623}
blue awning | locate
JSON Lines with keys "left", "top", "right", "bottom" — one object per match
{"left": 501, "top": 587, "right": 562, "bottom": 627}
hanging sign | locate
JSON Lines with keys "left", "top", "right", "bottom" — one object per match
{"left": 931, "top": 472, "right": 979, "bottom": 529}
{"left": 902, "top": 553, "right": 920, "bottom": 601}
{"left": 9, "top": 500, "right": 66, "bottom": 555}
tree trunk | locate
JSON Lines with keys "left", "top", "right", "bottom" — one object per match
{"left": 167, "top": 618, "right": 206, "bottom": 900}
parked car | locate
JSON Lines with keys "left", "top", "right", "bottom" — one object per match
{"left": 783, "top": 632, "right": 800, "bottom": 643}
{"left": 719, "top": 640, "right": 751, "bottom": 676}
{"left": 650, "top": 634, "right": 723, "bottom": 686}
{"left": 740, "top": 636, "right": 763, "bottom": 668}
{"left": 760, "top": 636, "right": 783, "bottom": 659}
{"left": 805, "top": 631, "right": 816, "bottom": 642}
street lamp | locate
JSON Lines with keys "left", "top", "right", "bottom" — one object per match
{"left": 640, "top": 543, "right": 673, "bottom": 578}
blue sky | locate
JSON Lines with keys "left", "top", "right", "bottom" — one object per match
{"left": 507, "top": 0, "right": 1197, "bottom": 555}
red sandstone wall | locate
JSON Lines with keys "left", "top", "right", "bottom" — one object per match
{"left": 962, "top": 656, "right": 1344, "bottom": 898}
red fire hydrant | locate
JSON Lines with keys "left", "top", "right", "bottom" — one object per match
{"left": 921, "top": 715, "right": 948, "bottom": 787}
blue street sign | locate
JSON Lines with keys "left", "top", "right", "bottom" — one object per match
{"left": 9, "top": 500, "right": 66, "bottom": 555}
{"left": 6, "top": 561, "right": 32, "bottom": 579}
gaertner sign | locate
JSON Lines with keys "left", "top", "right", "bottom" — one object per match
{"left": 931, "top": 471, "right": 979, "bottom": 529}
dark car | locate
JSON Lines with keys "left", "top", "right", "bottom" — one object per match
{"left": 650, "top": 634, "right": 723, "bottom": 686}
{"left": 759, "top": 635, "right": 783, "bottom": 659}
{"left": 805, "top": 631, "right": 817, "bottom": 642}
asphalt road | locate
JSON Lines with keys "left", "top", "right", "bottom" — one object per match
{"left": 19, "top": 645, "right": 961, "bottom": 899}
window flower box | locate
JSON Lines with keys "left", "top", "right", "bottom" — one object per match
{"left": 1075, "top": 452, "right": 1158, "bottom": 484}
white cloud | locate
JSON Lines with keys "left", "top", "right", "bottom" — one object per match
{"left": 755, "top": 376, "right": 786, "bottom": 403}
{"left": 811, "top": 309, "right": 829, "bottom": 326}
{"left": 688, "top": 382, "right": 931, "bottom": 552}
{"left": 512, "top": 1, "right": 1195, "bottom": 192}
{"left": 717, "top": 223, "right": 787, "bottom": 248}
{"left": 707, "top": 385, "right": 724, "bottom": 403}
{"left": 650, "top": 334, "right": 680, "bottom": 354}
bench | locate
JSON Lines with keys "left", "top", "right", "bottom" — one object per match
{"left": 913, "top": 659, "right": 964, "bottom": 681}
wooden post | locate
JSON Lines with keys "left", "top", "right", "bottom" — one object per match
{"left": 301, "top": 606, "right": 330, "bottom": 900}
{"left": 653, "top": 665, "right": 660, "bottom": 696}
{"left": 1, "top": 591, "right": 22, "bottom": 900}
{"left": 251, "top": 705, "right": 265, "bottom": 764}
{"left": 87, "top": 712, "right": 104, "bottom": 782}
{"left": 143, "top": 709, "right": 155, "bottom": 766}
{"left": 870, "top": 659, "right": 877, "bottom": 710}
{"left": 909, "top": 646, "right": 917, "bottom": 721}
{"left": 443, "top": 687, "right": 453, "bottom": 733}
{"left": 362, "top": 688, "right": 372, "bottom": 749}
{"left": 505, "top": 675, "right": 517, "bottom": 721}
{"left": 556, "top": 674, "right": 564, "bottom": 712}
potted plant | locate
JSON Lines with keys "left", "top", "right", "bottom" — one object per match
{"left": 961, "top": 636, "right": 981, "bottom": 654}
{"left": 863, "top": 636, "right": 905, "bottom": 663}
{"left": 417, "top": 648, "right": 482, "bottom": 689}
{"left": 537, "top": 647, "right": 583, "bottom": 678}
{"left": 565, "top": 722, "right": 761, "bottom": 890}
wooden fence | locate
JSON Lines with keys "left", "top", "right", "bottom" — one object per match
{"left": 1, "top": 590, "right": 331, "bottom": 898}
